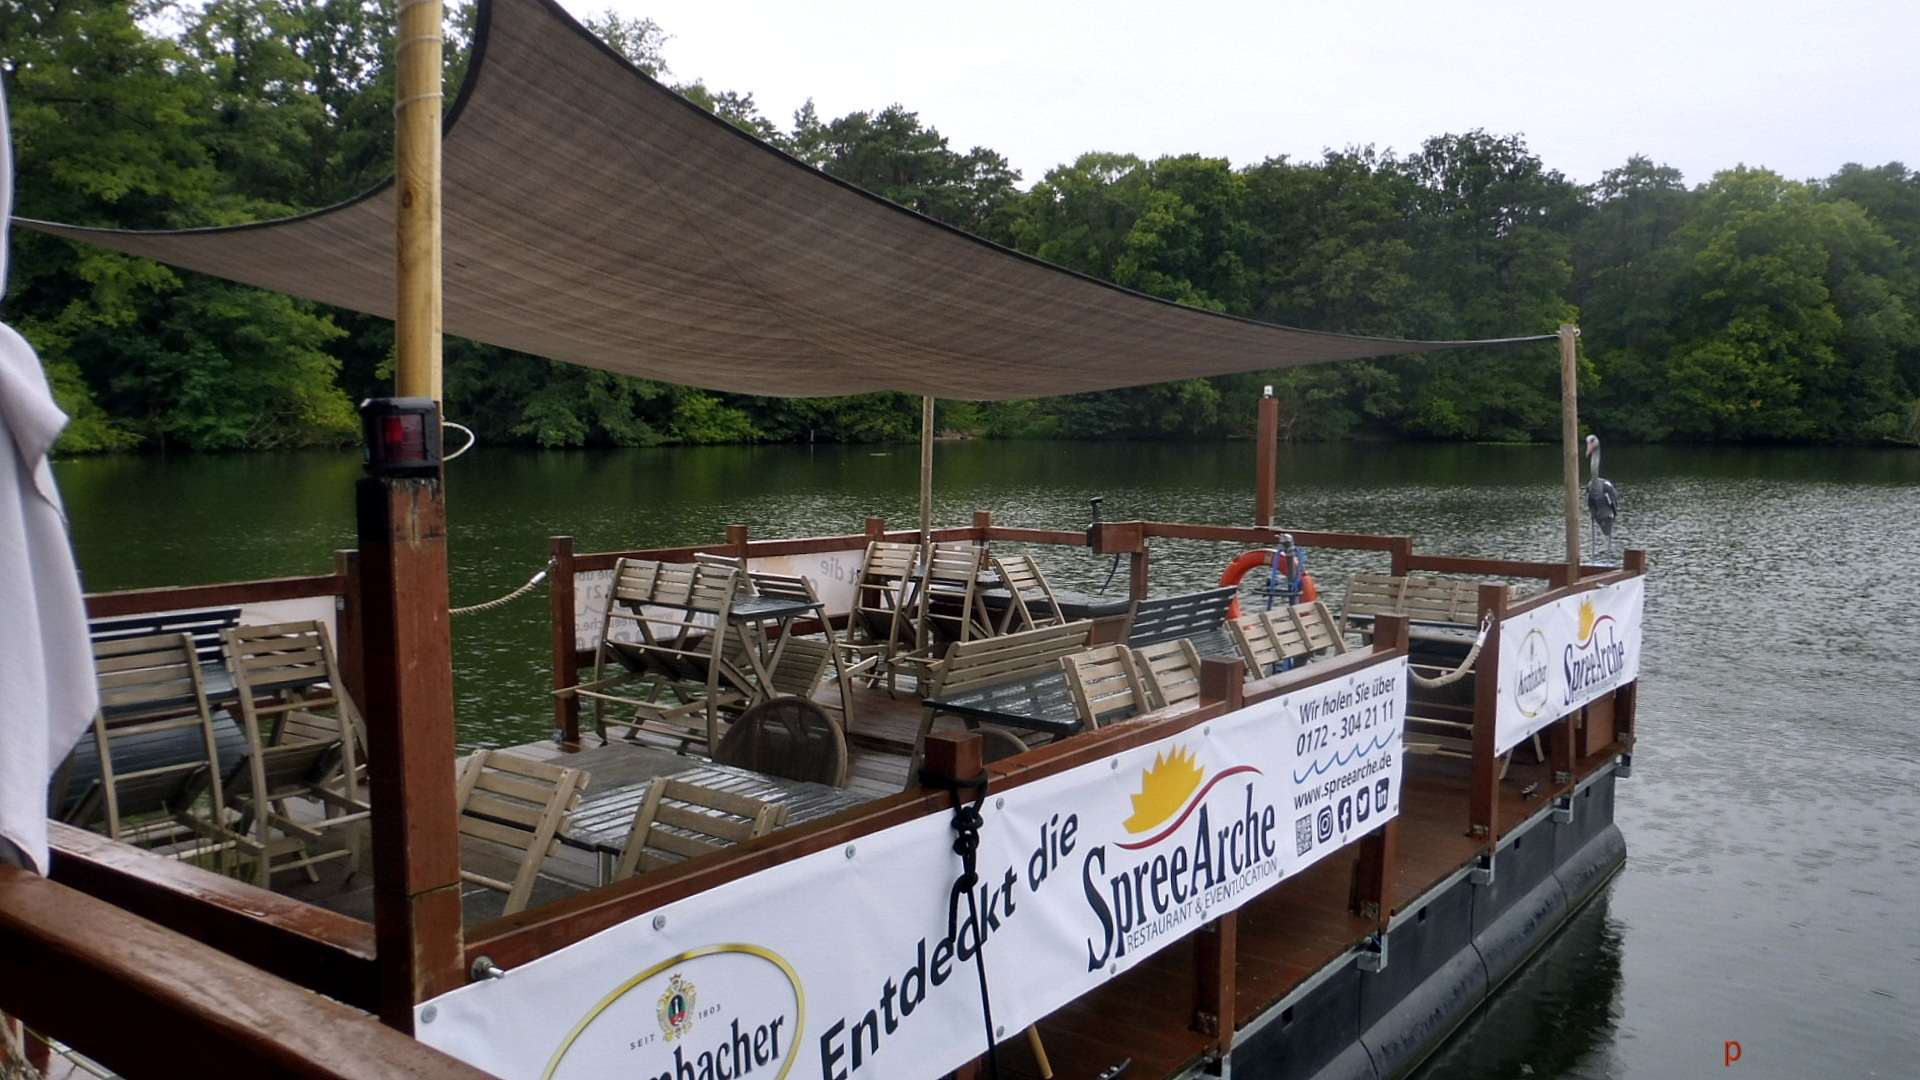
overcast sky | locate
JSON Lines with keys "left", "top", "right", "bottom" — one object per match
{"left": 565, "top": 0, "right": 1918, "bottom": 190}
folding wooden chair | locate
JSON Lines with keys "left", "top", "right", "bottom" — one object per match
{"left": 1059, "top": 645, "right": 1151, "bottom": 729}
{"left": 612, "top": 779, "right": 789, "bottom": 880}
{"left": 745, "top": 570, "right": 872, "bottom": 730}
{"left": 846, "top": 541, "right": 922, "bottom": 692}
{"left": 456, "top": 750, "right": 591, "bottom": 915}
{"left": 561, "top": 559, "right": 744, "bottom": 754}
{"left": 68, "top": 633, "right": 230, "bottom": 857}
{"left": 917, "top": 542, "right": 994, "bottom": 650}
{"left": 989, "top": 553, "right": 1065, "bottom": 634}
{"left": 1132, "top": 637, "right": 1206, "bottom": 713}
{"left": 217, "top": 622, "right": 370, "bottom": 885}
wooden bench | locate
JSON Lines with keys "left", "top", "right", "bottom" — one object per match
{"left": 911, "top": 621, "right": 1095, "bottom": 775}
{"left": 1337, "top": 573, "right": 1517, "bottom": 644}
{"left": 89, "top": 607, "right": 242, "bottom": 676}
{"left": 1125, "top": 586, "right": 1239, "bottom": 660}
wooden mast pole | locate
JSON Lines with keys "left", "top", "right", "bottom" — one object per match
{"left": 395, "top": 0, "right": 442, "bottom": 402}
{"left": 919, "top": 395, "right": 934, "bottom": 541}
{"left": 1559, "top": 324, "right": 1581, "bottom": 570}
{"left": 1255, "top": 386, "right": 1277, "bottom": 528}
{"left": 361, "top": 0, "right": 464, "bottom": 1031}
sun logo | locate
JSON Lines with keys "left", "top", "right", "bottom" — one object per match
{"left": 1124, "top": 747, "right": 1205, "bottom": 834}
{"left": 1578, "top": 599, "right": 1598, "bottom": 643}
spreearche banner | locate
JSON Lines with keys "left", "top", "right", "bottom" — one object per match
{"left": 418, "top": 654, "right": 1409, "bottom": 1080}
{"left": 1494, "top": 575, "right": 1644, "bottom": 755}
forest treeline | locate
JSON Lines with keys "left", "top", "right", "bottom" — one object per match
{"left": 5, "top": 0, "right": 1918, "bottom": 453}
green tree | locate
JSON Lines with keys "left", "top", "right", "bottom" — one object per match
{"left": 1658, "top": 168, "right": 1915, "bottom": 440}
{"left": 3, "top": 0, "right": 357, "bottom": 451}
{"left": 791, "top": 103, "right": 1019, "bottom": 233}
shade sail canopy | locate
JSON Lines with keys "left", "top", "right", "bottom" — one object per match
{"left": 20, "top": 0, "right": 1549, "bottom": 400}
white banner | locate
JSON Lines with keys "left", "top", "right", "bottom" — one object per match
{"left": 419, "top": 655, "right": 1408, "bottom": 1080}
{"left": 1494, "top": 575, "right": 1644, "bottom": 755}
{"left": 573, "top": 550, "right": 865, "bottom": 653}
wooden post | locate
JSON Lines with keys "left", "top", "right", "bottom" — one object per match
{"left": 726, "top": 524, "right": 750, "bottom": 562}
{"left": 1192, "top": 912, "right": 1238, "bottom": 1053}
{"left": 549, "top": 536, "right": 579, "bottom": 745}
{"left": 1469, "top": 583, "right": 1509, "bottom": 840}
{"left": 332, "top": 549, "right": 365, "bottom": 712}
{"left": 864, "top": 517, "right": 885, "bottom": 541}
{"left": 919, "top": 396, "right": 935, "bottom": 541}
{"left": 394, "top": 0, "right": 443, "bottom": 401}
{"left": 1129, "top": 546, "right": 1151, "bottom": 603}
{"left": 1389, "top": 536, "right": 1414, "bottom": 577}
{"left": 357, "top": 477, "right": 464, "bottom": 1031}
{"left": 1198, "top": 658, "right": 1244, "bottom": 710}
{"left": 1560, "top": 324, "right": 1581, "bottom": 570}
{"left": 1255, "top": 388, "right": 1278, "bottom": 527}
{"left": 972, "top": 510, "right": 992, "bottom": 535}
{"left": 1352, "top": 614, "right": 1407, "bottom": 921}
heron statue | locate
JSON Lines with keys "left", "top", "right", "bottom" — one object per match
{"left": 1584, "top": 434, "right": 1620, "bottom": 559}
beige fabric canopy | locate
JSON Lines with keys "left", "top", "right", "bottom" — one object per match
{"left": 20, "top": 0, "right": 1547, "bottom": 400}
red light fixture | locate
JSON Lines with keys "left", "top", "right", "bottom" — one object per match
{"left": 359, "top": 397, "right": 442, "bottom": 476}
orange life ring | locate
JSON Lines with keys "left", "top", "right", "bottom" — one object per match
{"left": 1220, "top": 549, "right": 1317, "bottom": 619}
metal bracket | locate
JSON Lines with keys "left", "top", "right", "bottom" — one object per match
{"left": 1469, "top": 852, "right": 1496, "bottom": 887}
{"left": 1617, "top": 752, "right": 1634, "bottom": 779}
{"left": 1357, "top": 931, "right": 1389, "bottom": 973}
{"left": 1552, "top": 795, "right": 1575, "bottom": 825}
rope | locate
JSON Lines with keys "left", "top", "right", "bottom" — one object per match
{"left": 1407, "top": 612, "right": 1494, "bottom": 689}
{"left": 918, "top": 765, "right": 1000, "bottom": 1079}
{"left": 450, "top": 557, "right": 557, "bottom": 617}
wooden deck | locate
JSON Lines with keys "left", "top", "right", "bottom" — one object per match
{"left": 270, "top": 675, "right": 1618, "bottom": 1080}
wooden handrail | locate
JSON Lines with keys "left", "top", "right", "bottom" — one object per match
{"left": 47, "top": 823, "right": 378, "bottom": 1010}
{"left": 0, "top": 865, "right": 495, "bottom": 1080}
{"left": 85, "top": 573, "right": 346, "bottom": 619}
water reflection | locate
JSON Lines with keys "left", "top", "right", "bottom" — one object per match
{"left": 1412, "top": 891, "right": 1626, "bottom": 1080}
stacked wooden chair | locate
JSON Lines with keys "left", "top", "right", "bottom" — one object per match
{"left": 988, "top": 553, "right": 1066, "bottom": 634}
{"left": 209, "top": 622, "right": 370, "bottom": 886}
{"left": 455, "top": 750, "right": 591, "bottom": 915}
{"left": 743, "top": 569, "right": 872, "bottom": 731}
{"left": 916, "top": 542, "right": 994, "bottom": 650}
{"left": 66, "top": 633, "right": 232, "bottom": 859}
{"left": 560, "top": 558, "right": 745, "bottom": 755}
{"left": 845, "top": 541, "right": 922, "bottom": 693}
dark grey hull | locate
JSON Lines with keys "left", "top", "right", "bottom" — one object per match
{"left": 1221, "top": 766, "right": 1626, "bottom": 1080}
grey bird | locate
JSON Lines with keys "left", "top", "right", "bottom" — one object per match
{"left": 1584, "top": 434, "right": 1620, "bottom": 557}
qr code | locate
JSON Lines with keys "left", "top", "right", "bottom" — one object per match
{"left": 1294, "top": 814, "right": 1314, "bottom": 856}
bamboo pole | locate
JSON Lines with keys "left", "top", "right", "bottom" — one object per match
{"left": 919, "top": 395, "right": 934, "bottom": 540}
{"left": 395, "top": 0, "right": 443, "bottom": 401}
{"left": 1560, "top": 324, "right": 1580, "bottom": 569}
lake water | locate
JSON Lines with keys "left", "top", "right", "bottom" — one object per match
{"left": 52, "top": 440, "right": 1920, "bottom": 1080}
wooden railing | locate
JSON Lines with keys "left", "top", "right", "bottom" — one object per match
{"left": 0, "top": 864, "right": 492, "bottom": 1080}
{"left": 50, "top": 518, "right": 1641, "bottom": 1075}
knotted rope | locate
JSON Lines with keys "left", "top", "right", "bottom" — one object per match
{"left": 1407, "top": 612, "right": 1495, "bottom": 689}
